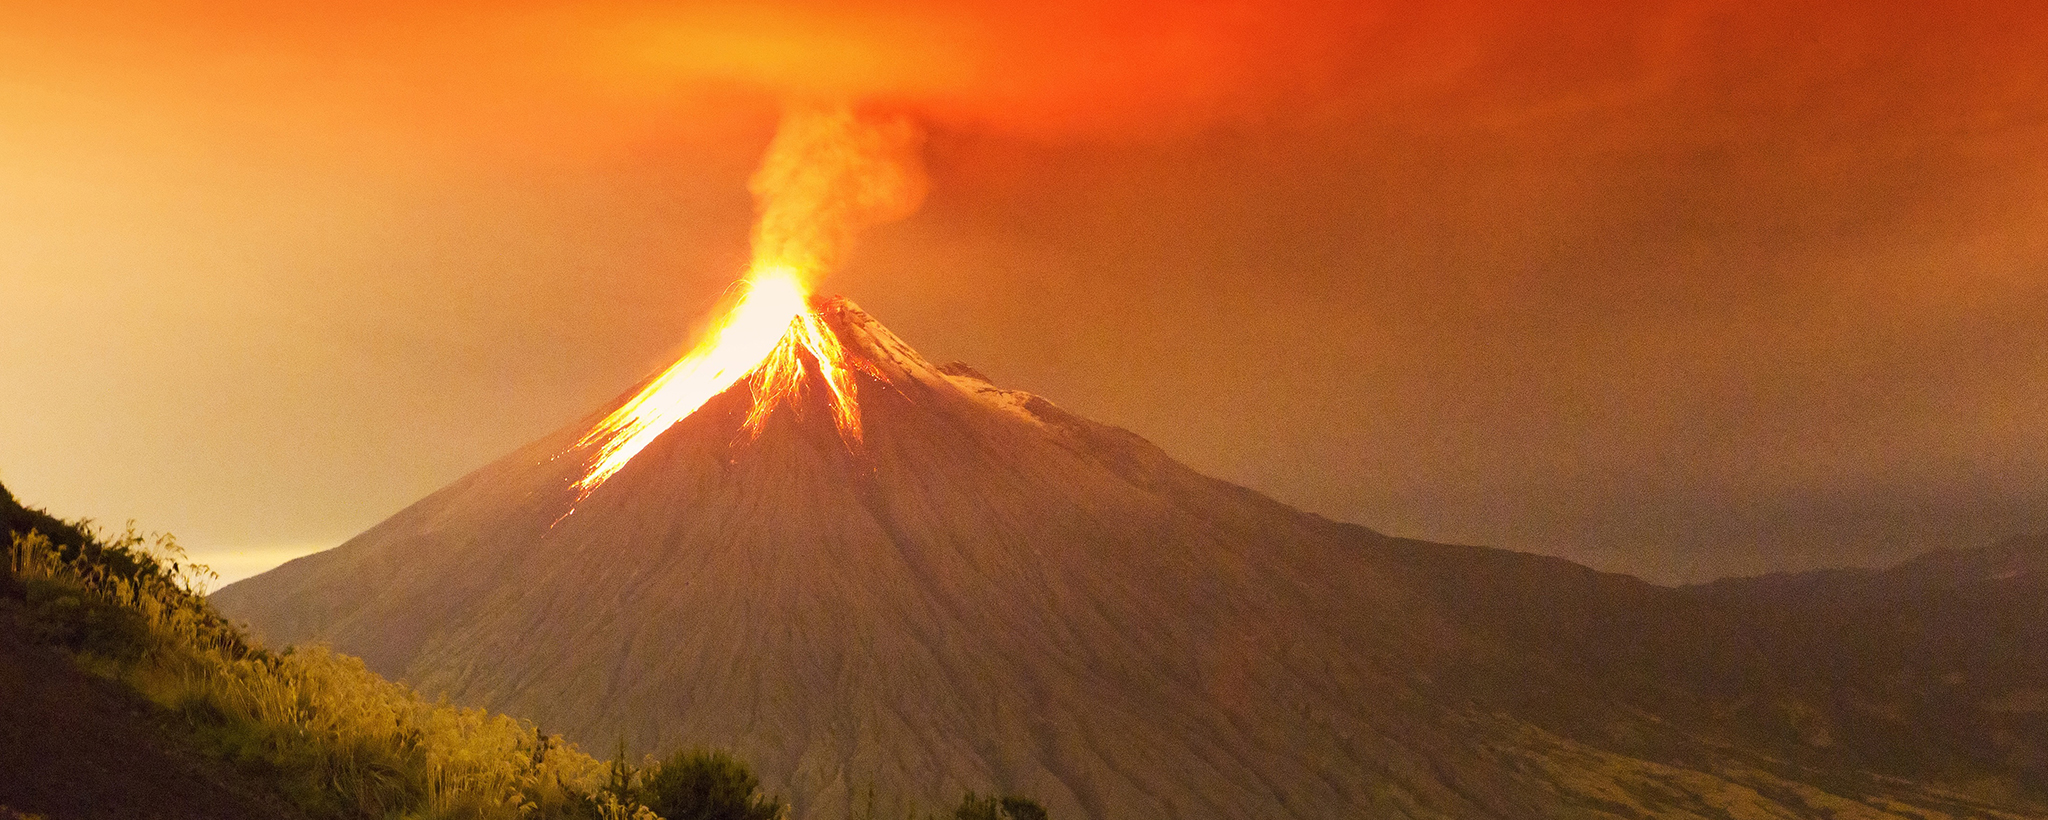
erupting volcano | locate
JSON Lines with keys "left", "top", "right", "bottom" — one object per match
{"left": 212, "top": 288, "right": 2045, "bottom": 819}
{"left": 573, "top": 267, "right": 867, "bottom": 501}
{"left": 209, "top": 108, "right": 2046, "bottom": 820}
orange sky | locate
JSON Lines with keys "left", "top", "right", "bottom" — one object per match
{"left": 5, "top": 0, "right": 2048, "bottom": 583}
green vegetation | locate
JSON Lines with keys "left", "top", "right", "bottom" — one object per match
{"left": 622, "top": 749, "right": 784, "bottom": 820}
{"left": 840, "top": 788, "right": 1050, "bottom": 820}
{"left": 0, "top": 483, "right": 1048, "bottom": 820}
{"left": 949, "top": 793, "right": 1047, "bottom": 820}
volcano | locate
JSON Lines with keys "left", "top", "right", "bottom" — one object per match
{"left": 214, "top": 297, "right": 2043, "bottom": 819}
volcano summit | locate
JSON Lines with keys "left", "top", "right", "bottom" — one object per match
{"left": 214, "top": 297, "right": 2044, "bottom": 819}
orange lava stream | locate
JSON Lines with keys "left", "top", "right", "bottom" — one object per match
{"left": 572, "top": 266, "right": 861, "bottom": 498}
{"left": 744, "top": 304, "right": 863, "bottom": 445}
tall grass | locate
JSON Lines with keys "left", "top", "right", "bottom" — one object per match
{"left": 5, "top": 526, "right": 643, "bottom": 819}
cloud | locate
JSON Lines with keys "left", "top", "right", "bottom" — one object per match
{"left": 552, "top": 0, "right": 1433, "bottom": 137}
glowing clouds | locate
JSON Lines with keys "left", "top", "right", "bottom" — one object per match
{"left": 615, "top": 4, "right": 982, "bottom": 105}
{"left": 589, "top": 0, "right": 1389, "bottom": 138}
{"left": 747, "top": 105, "right": 927, "bottom": 278}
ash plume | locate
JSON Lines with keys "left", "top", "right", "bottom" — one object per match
{"left": 747, "top": 105, "right": 927, "bottom": 280}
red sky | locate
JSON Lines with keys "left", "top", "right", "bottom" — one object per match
{"left": 5, "top": 0, "right": 2048, "bottom": 582}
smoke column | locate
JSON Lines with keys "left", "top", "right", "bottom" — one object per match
{"left": 747, "top": 105, "right": 928, "bottom": 282}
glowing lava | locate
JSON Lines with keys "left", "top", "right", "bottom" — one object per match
{"left": 572, "top": 266, "right": 862, "bottom": 498}
{"left": 571, "top": 105, "right": 920, "bottom": 501}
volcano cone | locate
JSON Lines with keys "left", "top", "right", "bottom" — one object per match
{"left": 214, "top": 299, "right": 2044, "bottom": 820}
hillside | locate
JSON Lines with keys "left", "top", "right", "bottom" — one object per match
{"left": 1363, "top": 531, "right": 2048, "bottom": 808}
{"left": 0, "top": 481, "right": 798, "bottom": 820}
{"left": 1685, "top": 535, "right": 2048, "bottom": 794}
{"left": 214, "top": 298, "right": 2048, "bottom": 819}
{"left": 0, "top": 487, "right": 302, "bottom": 820}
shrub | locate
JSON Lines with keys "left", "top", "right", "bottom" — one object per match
{"left": 636, "top": 749, "right": 785, "bottom": 820}
{"left": 951, "top": 792, "right": 1047, "bottom": 820}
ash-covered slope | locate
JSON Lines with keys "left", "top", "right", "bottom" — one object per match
{"left": 214, "top": 300, "right": 2040, "bottom": 820}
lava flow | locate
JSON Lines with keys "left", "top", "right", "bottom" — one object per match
{"left": 572, "top": 105, "right": 924, "bottom": 500}
{"left": 572, "top": 265, "right": 863, "bottom": 498}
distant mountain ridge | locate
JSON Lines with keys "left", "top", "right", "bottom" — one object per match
{"left": 1693, "top": 532, "right": 2048, "bottom": 601}
{"left": 1363, "top": 527, "right": 2048, "bottom": 808}
{"left": 1681, "top": 533, "right": 2048, "bottom": 794}
{"left": 214, "top": 298, "right": 2047, "bottom": 819}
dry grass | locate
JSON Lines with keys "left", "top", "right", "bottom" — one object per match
{"left": 6, "top": 526, "right": 640, "bottom": 819}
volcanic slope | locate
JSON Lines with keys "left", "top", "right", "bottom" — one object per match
{"left": 214, "top": 299, "right": 2040, "bottom": 820}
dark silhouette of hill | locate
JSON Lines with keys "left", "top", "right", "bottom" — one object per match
{"left": 0, "top": 583, "right": 306, "bottom": 820}
{"left": 213, "top": 299, "right": 2047, "bottom": 819}
{"left": 0, "top": 484, "right": 304, "bottom": 820}
{"left": 1, "top": 483, "right": 91, "bottom": 556}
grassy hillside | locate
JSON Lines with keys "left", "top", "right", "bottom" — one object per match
{"left": 1, "top": 484, "right": 632, "bottom": 818}
{"left": 0, "top": 480, "right": 1044, "bottom": 820}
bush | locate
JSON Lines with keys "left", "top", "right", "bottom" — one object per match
{"left": 636, "top": 749, "right": 785, "bottom": 820}
{"left": 951, "top": 792, "right": 1047, "bottom": 820}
